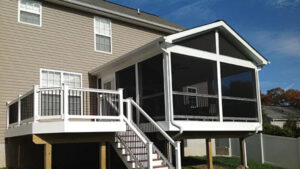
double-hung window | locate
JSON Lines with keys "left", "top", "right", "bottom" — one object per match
{"left": 18, "top": 0, "right": 42, "bottom": 26}
{"left": 40, "top": 69, "right": 81, "bottom": 88}
{"left": 94, "top": 17, "right": 112, "bottom": 53}
{"left": 40, "top": 69, "right": 82, "bottom": 116}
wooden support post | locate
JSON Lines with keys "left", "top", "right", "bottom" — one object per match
{"left": 240, "top": 137, "right": 247, "bottom": 169}
{"left": 44, "top": 143, "right": 52, "bottom": 169}
{"left": 18, "top": 144, "right": 21, "bottom": 169}
{"left": 206, "top": 138, "right": 213, "bottom": 169}
{"left": 99, "top": 142, "right": 106, "bottom": 169}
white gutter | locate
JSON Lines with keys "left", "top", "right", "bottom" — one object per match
{"left": 61, "top": 0, "right": 183, "bottom": 33}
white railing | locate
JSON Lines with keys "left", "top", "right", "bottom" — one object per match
{"left": 125, "top": 98, "right": 181, "bottom": 169}
{"left": 7, "top": 85, "right": 124, "bottom": 128}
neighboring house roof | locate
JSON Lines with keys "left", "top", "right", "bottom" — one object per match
{"left": 263, "top": 105, "right": 300, "bottom": 120}
{"left": 48, "top": 0, "right": 185, "bottom": 33}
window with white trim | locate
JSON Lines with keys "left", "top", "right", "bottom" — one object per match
{"left": 187, "top": 87, "right": 198, "bottom": 108}
{"left": 41, "top": 69, "right": 82, "bottom": 88}
{"left": 94, "top": 17, "right": 112, "bottom": 53}
{"left": 19, "top": 0, "right": 41, "bottom": 26}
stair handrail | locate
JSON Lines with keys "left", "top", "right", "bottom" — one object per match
{"left": 115, "top": 134, "right": 145, "bottom": 169}
{"left": 126, "top": 115, "right": 174, "bottom": 169}
{"left": 123, "top": 117, "right": 148, "bottom": 144}
{"left": 129, "top": 99, "right": 176, "bottom": 146}
{"left": 128, "top": 98, "right": 181, "bottom": 169}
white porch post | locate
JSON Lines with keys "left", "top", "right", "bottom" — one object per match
{"left": 215, "top": 30, "right": 223, "bottom": 122}
{"left": 260, "top": 133, "right": 265, "bottom": 163}
{"left": 118, "top": 88, "right": 124, "bottom": 120}
{"left": 228, "top": 138, "right": 232, "bottom": 157}
{"left": 175, "top": 141, "right": 182, "bottom": 169}
{"left": 64, "top": 85, "right": 69, "bottom": 123}
{"left": 163, "top": 50, "right": 173, "bottom": 125}
{"left": 256, "top": 68, "right": 263, "bottom": 124}
{"left": 147, "top": 142, "right": 153, "bottom": 169}
{"left": 135, "top": 64, "right": 140, "bottom": 104}
{"left": 126, "top": 99, "right": 132, "bottom": 121}
{"left": 18, "top": 94, "right": 22, "bottom": 125}
{"left": 33, "top": 85, "right": 39, "bottom": 122}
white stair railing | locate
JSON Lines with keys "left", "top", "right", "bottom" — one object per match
{"left": 124, "top": 98, "right": 181, "bottom": 169}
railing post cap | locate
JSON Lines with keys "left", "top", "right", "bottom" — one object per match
{"left": 118, "top": 88, "right": 124, "bottom": 92}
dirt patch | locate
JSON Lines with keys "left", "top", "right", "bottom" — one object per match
{"left": 185, "top": 165, "right": 245, "bottom": 169}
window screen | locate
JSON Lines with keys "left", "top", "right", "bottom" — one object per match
{"left": 171, "top": 53, "right": 219, "bottom": 120}
{"left": 138, "top": 54, "right": 165, "bottom": 121}
{"left": 221, "top": 63, "right": 258, "bottom": 120}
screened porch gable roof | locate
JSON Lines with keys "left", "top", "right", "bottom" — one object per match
{"left": 90, "top": 20, "right": 269, "bottom": 76}
{"left": 164, "top": 20, "right": 269, "bottom": 66}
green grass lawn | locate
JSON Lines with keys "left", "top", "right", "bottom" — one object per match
{"left": 182, "top": 156, "right": 285, "bottom": 169}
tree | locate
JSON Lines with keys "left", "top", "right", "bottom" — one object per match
{"left": 281, "top": 89, "right": 300, "bottom": 108}
{"left": 261, "top": 92, "right": 274, "bottom": 105}
{"left": 267, "top": 87, "right": 284, "bottom": 105}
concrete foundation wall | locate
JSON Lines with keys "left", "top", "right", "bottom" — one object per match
{"left": 184, "top": 139, "right": 216, "bottom": 157}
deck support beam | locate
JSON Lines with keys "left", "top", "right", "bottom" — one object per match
{"left": 99, "top": 142, "right": 106, "bottom": 169}
{"left": 206, "top": 138, "right": 213, "bottom": 169}
{"left": 44, "top": 143, "right": 52, "bottom": 169}
{"left": 18, "top": 144, "right": 21, "bottom": 169}
{"left": 240, "top": 137, "right": 248, "bottom": 169}
{"left": 33, "top": 135, "right": 52, "bottom": 169}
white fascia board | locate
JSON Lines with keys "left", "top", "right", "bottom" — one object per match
{"left": 165, "top": 21, "right": 223, "bottom": 43}
{"left": 168, "top": 121, "right": 262, "bottom": 132}
{"left": 165, "top": 21, "right": 269, "bottom": 66}
{"left": 48, "top": 0, "right": 183, "bottom": 33}
{"left": 167, "top": 45, "right": 257, "bottom": 69}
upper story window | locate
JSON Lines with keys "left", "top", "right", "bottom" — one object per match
{"left": 94, "top": 17, "right": 112, "bottom": 53}
{"left": 41, "top": 69, "right": 82, "bottom": 88}
{"left": 18, "top": 0, "right": 42, "bottom": 26}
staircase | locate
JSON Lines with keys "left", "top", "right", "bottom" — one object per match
{"left": 112, "top": 99, "right": 181, "bottom": 169}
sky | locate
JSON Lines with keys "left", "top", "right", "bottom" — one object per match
{"left": 108, "top": 0, "right": 300, "bottom": 93}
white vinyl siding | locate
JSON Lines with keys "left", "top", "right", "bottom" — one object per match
{"left": 18, "top": 0, "right": 41, "bottom": 26}
{"left": 41, "top": 69, "right": 82, "bottom": 88}
{"left": 94, "top": 17, "right": 112, "bottom": 53}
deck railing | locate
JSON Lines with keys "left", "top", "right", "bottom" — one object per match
{"left": 6, "top": 85, "right": 123, "bottom": 128}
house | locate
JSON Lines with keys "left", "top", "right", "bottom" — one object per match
{"left": 263, "top": 105, "right": 300, "bottom": 128}
{"left": 0, "top": 0, "right": 269, "bottom": 169}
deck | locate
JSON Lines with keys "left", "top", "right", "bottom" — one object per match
{"left": 5, "top": 85, "right": 126, "bottom": 138}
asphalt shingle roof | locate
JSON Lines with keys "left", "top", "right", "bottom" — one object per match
{"left": 263, "top": 105, "right": 300, "bottom": 120}
{"left": 71, "top": 0, "right": 185, "bottom": 31}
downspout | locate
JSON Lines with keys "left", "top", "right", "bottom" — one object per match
{"left": 160, "top": 39, "right": 183, "bottom": 139}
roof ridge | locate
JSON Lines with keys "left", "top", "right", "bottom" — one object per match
{"left": 104, "top": 0, "right": 160, "bottom": 17}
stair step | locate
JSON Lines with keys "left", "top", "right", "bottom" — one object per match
{"left": 116, "top": 140, "right": 142, "bottom": 143}
{"left": 118, "top": 146, "right": 145, "bottom": 149}
{"left": 128, "top": 158, "right": 162, "bottom": 163}
{"left": 120, "top": 135, "right": 136, "bottom": 137}
{"left": 122, "top": 152, "right": 158, "bottom": 156}
{"left": 133, "top": 164, "right": 169, "bottom": 169}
